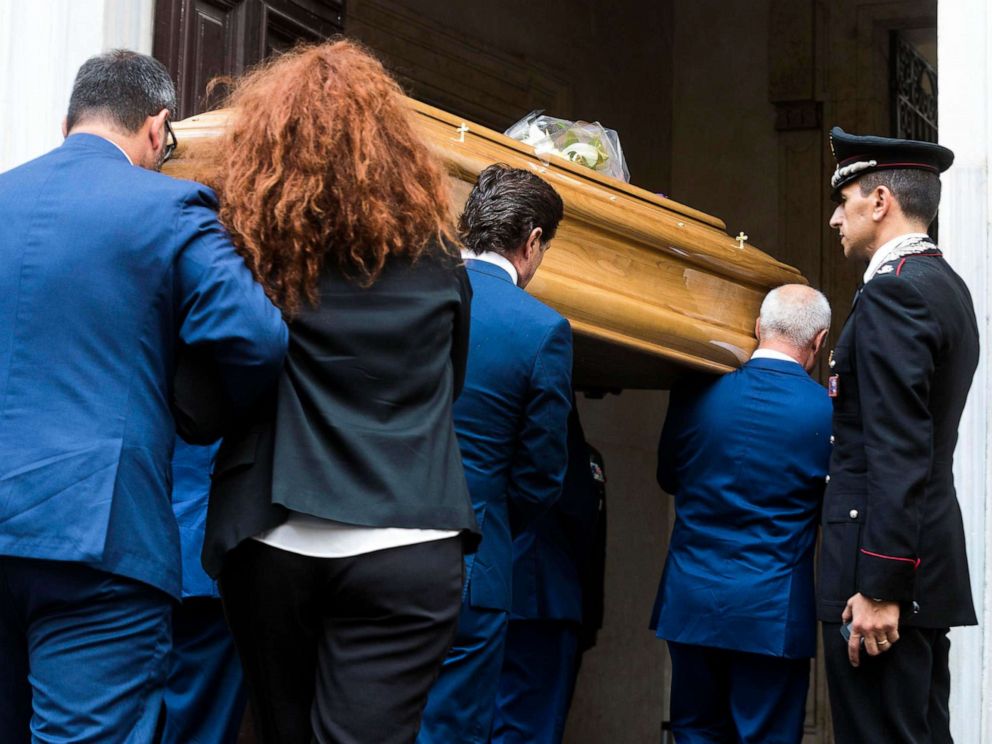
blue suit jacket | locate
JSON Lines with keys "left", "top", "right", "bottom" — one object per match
{"left": 510, "top": 402, "right": 599, "bottom": 622}
{"left": 455, "top": 260, "right": 573, "bottom": 612}
{"left": 650, "top": 358, "right": 832, "bottom": 658}
{"left": 172, "top": 438, "right": 222, "bottom": 599}
{"left": 0, "top": 134, "right": 287, "bottom": 599}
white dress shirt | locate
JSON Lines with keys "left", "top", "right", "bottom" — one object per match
{"left": 462, "top": 249, "right": 519, "bottom": 285}
{"left": 254, "top": 513, "right": 458, "bottom": 559}
{"left": 750, "top": 348, "right": 802, "bottom": 365}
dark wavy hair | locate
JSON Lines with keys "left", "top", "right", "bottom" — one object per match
{"left": 459, "top": 164, "right": 564, "bottom": 257}
{"left": 213, "top": 39, "right": 457, "bottom": 315}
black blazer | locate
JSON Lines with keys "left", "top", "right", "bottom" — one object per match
{"left": 818, "top": 247, "right": 979, "bottom": 628}
{"left": 177, "top": 245, "right": 478, "bottom": 578}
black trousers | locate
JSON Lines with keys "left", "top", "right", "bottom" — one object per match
{"left": 220, "top": 537, "right": 464, "bottom": 744}
{"left": 822, "top": 622, "right": 952, "bottom": 744}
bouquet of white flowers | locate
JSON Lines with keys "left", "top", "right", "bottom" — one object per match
{"left": 504, "top": 110, "right": 630, "bottom": 182}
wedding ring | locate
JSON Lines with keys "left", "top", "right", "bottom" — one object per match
{"left": 877, "top": 639, "right": 889, "bottom": 646}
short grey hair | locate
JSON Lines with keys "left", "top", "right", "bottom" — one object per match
{"left": 759, "top": 284, "right": 831, "bottom": 348}
{"left": 66, "top": 49, "right": 176, "bottom": 133}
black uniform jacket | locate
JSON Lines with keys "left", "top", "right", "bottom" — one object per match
{"left": 818, "top": 247, "right": 979, "bottom": 628}
{"left": 176, "top": 244, "right": 479, "bottom": 578}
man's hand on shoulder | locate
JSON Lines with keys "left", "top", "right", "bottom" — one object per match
{"left": 842, "top": 593, "right": 900, "bottom": 667}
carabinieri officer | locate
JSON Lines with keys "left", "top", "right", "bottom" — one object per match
{"left": 819, "top": 127, "right": 979, "bottom": 743}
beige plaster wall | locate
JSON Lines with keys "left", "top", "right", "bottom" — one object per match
{"left": 565, "top": 391, "right": 672, "bottom": 743}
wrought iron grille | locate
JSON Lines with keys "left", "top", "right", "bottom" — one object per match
{"left": 891, "top": 32, "right": 938, "bottom": 142}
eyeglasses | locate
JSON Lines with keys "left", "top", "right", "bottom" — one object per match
{"left": 162, "top": 119, "right": 178, "bottom": 165}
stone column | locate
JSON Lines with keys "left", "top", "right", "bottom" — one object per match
{"left": 940, "top": 0, "right": 992, "bottom": 740}
{"left": 0, "top": 0, "right": 154, "bottom": 172}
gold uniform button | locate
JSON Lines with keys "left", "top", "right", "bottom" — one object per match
{"left": 849, "top": 509, "right": 859, "bottom": 519}
{"left": 829, "top": 359, "right": 836, "bottom": 369}
{"left": 825, "top": 475, "right": 831, "bottom": 484}
{"left": 830, "top": 435, "right": 836, "bottom": 445}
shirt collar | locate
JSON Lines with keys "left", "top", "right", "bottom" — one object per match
{"left": 461, "top": 249, "right": 519, "bottom": 286}
{"left": 750, "top": 348, "right": 802, "bottom": 365}
{"left": 863, "top": 232, "right": 930, "bottom": 284}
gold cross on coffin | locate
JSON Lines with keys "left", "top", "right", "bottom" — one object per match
{"left": 735, "top": 231, "right": 748, "bottom": 249}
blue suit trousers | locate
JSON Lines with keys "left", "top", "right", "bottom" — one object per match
{"left": 667, "top": 641, "right": 810, "bottom": 744}
{"left": 418, "top": 604, "right": 508, "bottom": 744}
{"left": 0, "top": 557, "right": 171, "bottom": 743}
{"left": 492, "top": 620, "right": 580, "bottom": 744}
{"left": 161, "top": 598, "right": 246, "bottom": 744}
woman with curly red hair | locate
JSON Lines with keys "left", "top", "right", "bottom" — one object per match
{"left": 191, "top": 40, "right": 479, "bottom": 743}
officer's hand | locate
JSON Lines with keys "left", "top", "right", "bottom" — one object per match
{"left": 842, "top": 593, "right": 900, "bottom": 667}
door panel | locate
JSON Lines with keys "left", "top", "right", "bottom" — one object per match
{"left": 154, "top": 0, "right": 344, "bottom": 118}
{"left": 185, "top": 0, "right": 245, "bottom": 114}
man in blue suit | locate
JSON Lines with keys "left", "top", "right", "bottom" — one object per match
{"left": 161, "top": 438, "right": 247, "bottom": 744}
{"left": 418, "top": 165, "right": 573, "bottom": 744}
{"left": 492, "top": 402, "right": 604, "bottom": 743}
{"left": 0, "top": 51, "right": 286, "bottom": 742}
{"left": 650, "top": 284, "right": 832, "bottom": 744}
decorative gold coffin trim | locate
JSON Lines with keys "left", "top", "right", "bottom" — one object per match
{"left": 165, "top": 100, "right": 805, "bottom": 388}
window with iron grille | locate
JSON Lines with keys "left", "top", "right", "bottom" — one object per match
{"left": 891, "top": 31, "right": 939, "bottom": 240}
{"left": 891, "top": 31, "right": 937, "bottom": 142}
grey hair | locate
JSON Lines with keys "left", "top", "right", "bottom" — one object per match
{"left": 759, "top": 284, "right": 831, "bottom": 348}
{"left": 66, "top": 49, "right": 176, "bottom": 133}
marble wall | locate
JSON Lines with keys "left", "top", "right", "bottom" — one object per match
{"left": 940, "top": 1, "right": 992, "bottom": 739}
{"left": 0, "top": 0, "right": 153, "bottom": 172}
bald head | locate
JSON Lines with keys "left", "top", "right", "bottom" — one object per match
{"left": 756, "top": 284, "right": 832, "bottom": 371}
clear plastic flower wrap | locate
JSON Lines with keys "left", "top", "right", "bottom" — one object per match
{"left": 504, "top": 110, "right": 630, "bottom": 182}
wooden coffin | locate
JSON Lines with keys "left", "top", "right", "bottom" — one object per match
{"left": 165, "top": 100, "right": 805, "bottom": 389}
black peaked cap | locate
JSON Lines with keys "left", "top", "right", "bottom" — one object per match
{"left": 829, "top": 126, "right": 954, "bottom": 198}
